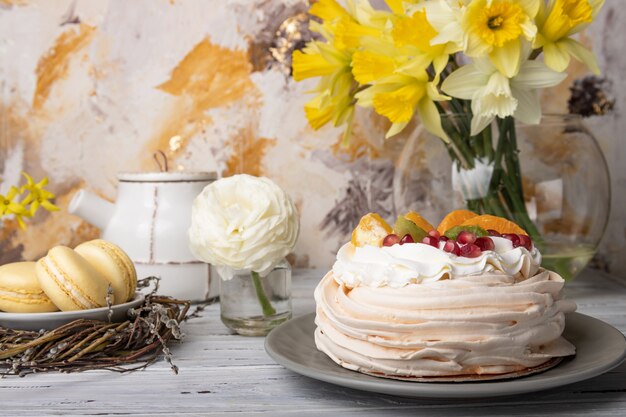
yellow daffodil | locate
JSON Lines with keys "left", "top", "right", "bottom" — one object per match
{"left": 535, "top": 0, "right": 604, "bottom": 74}
{"left": 0, "top": 186, "right": 30, "bottom": 229}
{"left": 293, "top": 41, "right": 355, "bottom": 137}
{"left": 392, "top": 8, "right": 462, "bottom": 78}
{"left": 294, "top": 0, "right": 391, "bottom": 139}
{"left": 349, "top": 31, "right": 414, "bottom": 84}
{"left": 292, "top": 31, "right": 357, "bottom": 142}
{"left": 310, "top": 0, "right": 388, "bottom": 51}
{"left": 20, "top": 172, "right": 59, "bottom": 216}
{"left": 421, "top": 0, "right": 468, "bottom": 49}
{"left": 309, "top": 0, "right": 352, "bottom": 22}
{"left": 462, "top": 0, "right": 540, "bottom": 77}
{"left": 385, "top": 0, "right": 422, "bottom": 15}
{"left": 293, "top": 41, "right": 349, "bottom": 82}
{"left": 356, "top": 72, "right": 450, "bottom": 140}
{"left": 442, "top": 55, "right": 566, "bottom": 135}
{"left": 351, "top": 50, "right": 397, "bottom": 84}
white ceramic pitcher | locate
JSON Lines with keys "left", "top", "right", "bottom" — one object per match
{"left": 68, "top": 172, "right": 217, "bottom": 302}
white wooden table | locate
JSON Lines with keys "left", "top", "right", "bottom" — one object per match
{"left": 1, "top": 268, "right": 625, "bottom": 416}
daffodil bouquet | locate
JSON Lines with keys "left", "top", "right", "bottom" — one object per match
{"left": 0, "top": 173, "right": 58, "bottom": 229}
{"left": 293, "top": 0, "right": 603, "bottom": 242}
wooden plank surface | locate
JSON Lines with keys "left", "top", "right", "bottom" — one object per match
{"left": 1, "top": 268, "right": 625, "bottom": 416}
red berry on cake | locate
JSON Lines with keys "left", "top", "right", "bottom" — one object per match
{"left": 457, "top": 231, "right": 477, "bottom": 245}
{"left": 382, "top": 234, "right": 401, "bottom": 247}
{"left": 428, "top": 230, "right": 441, "bottom": 240}
{"left": 459, "top": 243, "right": 482, "bottom": 258}
{"left": 503, "top": 233, "right": 521, "bottom": 247}
{"left": 442, "top": 240, "right": 460, "bottom": 255}
{"left": 475, "top": 236, "right": 495, "bottom": 251}
{"left": 400, "top": 234, "right": 414, "bottom": 245}
{"left": 519, "top": 234, "right": 532, "bottom": 250}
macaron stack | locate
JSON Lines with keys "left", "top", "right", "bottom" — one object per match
{"left": 0, "top": 240, "right": 137, "bottom": 313}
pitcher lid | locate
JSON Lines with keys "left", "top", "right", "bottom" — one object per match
{"left": 117, "top": 171, "right": 217, "bottom": 183}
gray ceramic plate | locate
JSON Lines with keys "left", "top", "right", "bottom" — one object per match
{"left": 0, "top": 294, "right": 145, "bottom": 331}
{"left": 265, "top": 312, "right": 626, "bottom": 398}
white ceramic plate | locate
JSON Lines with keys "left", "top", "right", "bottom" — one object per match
{"left": 0, "top": 295, "right": 145, "bottom": 331}
{"left": 265, "top": 312, "right": 626, "bottom": 398}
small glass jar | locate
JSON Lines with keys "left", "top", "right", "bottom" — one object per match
{"left": 215, "top": 259, "right": 292, "bottom": 336}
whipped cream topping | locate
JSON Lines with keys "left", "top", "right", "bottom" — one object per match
{"left": 332, "top": 237, "right": 542, "bottom": 288}
{"left": 315, "top": 270, "right": 576, "bottom": 377}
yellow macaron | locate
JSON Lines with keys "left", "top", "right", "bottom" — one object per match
{"left": 36, "top": 246, "right": 113, "bottom": 311}
{"left": 0, "top": 262, "right": 59, "bottom": 313}
{"left": 74, "top": 239, "right": 137, "bottom": 304}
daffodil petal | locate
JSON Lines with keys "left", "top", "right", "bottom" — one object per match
{"left": 356, "top": 82, "right": 399, "bottom": 107}
{"left": 292, "top": 50, "right": 336, "bottom": 81}
{"left": 431, "top": 24, "right": 465, "bottom": 46}
{"left": 489, "top": 40, "right": 521, "bottom": 78}
{"left": 590, "top": 0, "right": 605, "bottom": 18}
{"left": 351, "top": 51, "right": 396, "bottom": 84}
{"left": 432, "top": 54, "right": 450, "bottom": 77}
{"left": 519, "top": 0, "right": 540, "bottom": 18}
{"left": 396, "top": 56, "right": 431, "bottom": 78}
{"left": 520, "top": 18, "right": 538, "bottom": 40}
{"left": 426, "top": 81, "right": 449, "bottom": 102}
{"left": 421, "top": 0, "right": 455, "bottom": 28}
{"left": 310, "top": 0, "right": 350, "bottom": 21}
{"left": 511, "top": 60, "right": 567, "bottom": 89}
{"left": 470, "top": 112, "right": 495, "bottom": 136}
{"left": 441, "top": 65, "right": 489, "bottom": 100}
{"left": 543, "top": 41, "right": 571, "bottom": 72}
{"left": 386, "top": 121, "right": 409, "bottom": 138}
{"left": 512, "top": 86, "right": 541, "bottom": 124}
{"left": 417, "top": 97, "right": 449, "bottom": 142}
{"left": 562, "top": 38, "right": 601, "bottom": 75}
{"left": 385, "top": 0, "right": 404, "bottom": 14}
{"left": 304, "top": 94, "right": 334, "bottom": 130}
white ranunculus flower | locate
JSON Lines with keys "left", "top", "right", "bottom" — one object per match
{"left": 188, "top": 174, "right": 299, "bottom": 278}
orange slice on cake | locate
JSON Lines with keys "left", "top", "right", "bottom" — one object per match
{"left": 460, "top": 214, "right": 527, "bottom": 235}
{"left": 351, "top": 213, "right": 392, "bottom": 247}
{"left": 404, "top": 211, "right": 435, "bottom": 232}
{"left": 436, "top": 209, "right": 478, "bottom": 234}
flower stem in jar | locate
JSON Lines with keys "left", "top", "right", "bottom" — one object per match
{"left": 251, "top": 271, "right": 276, "bottom": 317}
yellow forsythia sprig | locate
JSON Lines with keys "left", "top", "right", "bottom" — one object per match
{"left": 0, "top": 172, "right": 59, "bottom": 229}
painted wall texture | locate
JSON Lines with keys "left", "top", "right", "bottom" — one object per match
{"left": 1, "top": 0, "right": 624, "bottom": 277}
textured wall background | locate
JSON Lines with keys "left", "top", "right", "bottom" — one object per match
{"left": 0, "top": 0, "right": 624, "bottom": 277}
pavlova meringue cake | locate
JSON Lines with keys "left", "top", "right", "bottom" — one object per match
{"left": 314, "top": 210, "right": 576, "bottom": 380}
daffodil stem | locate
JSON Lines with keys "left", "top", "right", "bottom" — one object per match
{"left": 444, "top": 114, "right": 543, "bottom": 247}
{"left": 251, "top": 271, "right": 276, "bottom": 317}
{"left": 439, "top": 108, "right": 475, "bottom": 169}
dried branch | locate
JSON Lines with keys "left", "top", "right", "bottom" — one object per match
{"left": 0, "top": 278, "right": 191, "bottom": 377}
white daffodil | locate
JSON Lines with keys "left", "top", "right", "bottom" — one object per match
{"left": 442, "top": 57, "right": 567, "bottom": 135}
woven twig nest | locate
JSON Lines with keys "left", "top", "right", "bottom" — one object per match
{"left": 0, "top": 278, "right": 191, "bottom": 377}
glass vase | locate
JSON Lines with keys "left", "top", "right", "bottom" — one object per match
{"left": 394, "top": 114, "right": 611, "bottom": 280}
{"left": 215, "top": 260, "right": 292, "bottom": 336}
